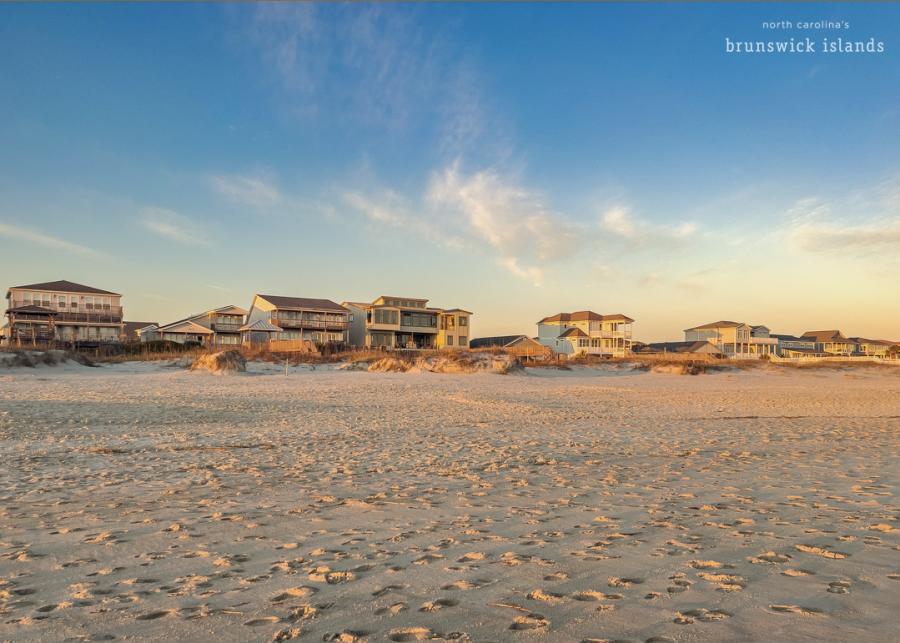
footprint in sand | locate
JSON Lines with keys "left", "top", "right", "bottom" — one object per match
{"left": 827, "top": 580, "right": 851, "bottom": 594}
{"left": 375, "top": 602, "right": 408, "bottom": 616}
{"left": 769, "top": 604, "right": 825, "bottom": 616}
{"left": 137, "top": 609, "right": 177, "bottom": 620}
{"left": 571, "top": 590, "right": 622, "bottom": 601}
{"left": 243, "top": 615, "right": 281, "bottom": 627}
{"left": 372, "top": 584, "right": 405, "bottom": 597}
{"left": 782, "top": 568, "right": 814, "bottom": 577}
{"left": 696, "top": 572, "right": 746, "bottom": 592}
{"left": 419, "top": 598, "right": 459, "bottom": 612}
{"left": 324, "top": 629, "right": 371, "bottom": 642}
{"left": 388, "top": 626, "right": 440, "bottom": 641}
{"left": 527, "top": 589, "right": 564, "bottom": 602}
{"left": 441, "top": 579, "right": 489, "bottom": 591}
{"left": 272, "top": 627, "right": 303, "bottom": 641}
{"left": 272, "top": 586, "right": 318, "bottom": 602}
{"left": 543, "top": 572, "right": 568, "bottom": 582}
{"left": 688, "top": 560, "right": 723, "bottom": 569}
{"left": 509, "top": 612, "right": 549, "bottom": 631}
{"left": 795, "top": 544, "right": 849, "bottom": 560}
{"left": 608, "top": 576, "right": 644, "bottom": 588}
{"left": 749, "top": 551, "right": 791, "bottom": 564}
{"left": 456, "top": 552, "right": 485, "bottom": 563}
{"left": 674, "top": 608, "right": 733, "bottom": 624}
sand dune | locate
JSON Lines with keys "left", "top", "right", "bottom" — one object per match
{"left": 0, "top": 362, "right": 897, "bottom": 641}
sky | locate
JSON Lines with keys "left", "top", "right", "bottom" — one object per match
{"left": 1, "top": 3, "right": 899, "bottom": 342}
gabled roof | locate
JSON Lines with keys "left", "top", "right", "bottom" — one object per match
{"left": 256, "top": 294, "right": 347, "bottom": 313}
{"left": 770, "top": 333, "right": 804, "bottom": 341}
{"left": 209, "top": 305, "right": 247, "bottom": 316}
{"left": 469, "top": 335, "right": 528, "bottom": 349}
{"left": 540, "top": 311, "right": 603, "bottom": 323}
{"left": 123, "top": 321, "right": 158, "bottom": 339}
{"left": 539, "top": 311, "right": 634, "bottom": 324}
{"left": 559, "top": 327, "right": 589, "bottom": 338}
{"left": 800, "top": 330, "right": 851, "bottom": 343}
{"left": 6, "top": 305, "right": 57, "bottom": 315}
{"left": 158, "top": 320, "right": 214, "bottom": 335}
{"left": 684, "top": 320, "right": 746, "bottom": 331}
{"left": 441, "top": 308, "right": 473, "bottom": 315}
{"left": 9, "top": 280, "right": 119, "bottom": 296}
{"left": 851, "top": 337, "right": 895, "bottom": 346}
{"left": 240, "top": 319, "right": 282, "bottom": 333}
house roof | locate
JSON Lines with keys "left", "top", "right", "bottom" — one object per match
{"left": 645, "top": 341, "right": 720, "bottom": 354}
{"left": 441, "top": 308, "right": 474, "bottom": 315}
{"left": 684, "top": 320, "right": 746, "bottom": 331}
{"left": 770, "top": 333, "right": 806, "bottom": 342}
{"left": 538, "top": 311, "right": 634, "bottom": 324}
{"left": 240, "top": 319, "right": 282, "bottom": 333}
{"left": 469, "top": 335, "right": 528, "bottom": 349}
{"left": 210, "top": 305, "right": 247, "bottom": 316}
{"left": 800, "top": 330, "right": 851, "bottom": 343}
{"left": 559, "top": 327, "right": 589, "bottom": 338}
{"left": 158, "top": 320, "right": 214, "bottom": 335}
{"left": 6, "top": 305, "right": 57, "bottom": 315}
{"left": 123, "top": 321, "right": 157, "bottom": 339}
{"left": 8, "top": 280, "right": 119, "bottom": 296}
{"left": 851, "top": 337, "right": 896, "bottom": 346}
{"left": 257, "top": 295, "right": 347, "bottom": 313}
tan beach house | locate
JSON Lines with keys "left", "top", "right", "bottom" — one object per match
{"left": 683, "top": 321, "right": 778, "bottom": 357}
{"left": 342, "top": 296, "right": 472, "bottom": 349}
{"left": 536, "top": 311, "right": 634, "bottom": 358}
{"left": 4, "top": 279, "right": 124, "bottom": 345}
{"left": 799, "top": 330, "right": 858, "bottom": 356}
{"left": 246, "top": 294, "right": 350, "bottom": 345}
{"left": 141, "top": 305, "right": 247, "bottom": 347}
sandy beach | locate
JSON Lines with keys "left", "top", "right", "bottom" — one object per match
{"left": 1, "top": 362, "right": 898, "bottom": 642}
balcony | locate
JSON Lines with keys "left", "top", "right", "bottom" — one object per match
{"left": 9, "top": 303, "right": 123, "bottom": 324}
{"left": 212, "top": 322, "right": 243, "bottom": 333}
{"left": 273, "top": 316, "right": 348, "bottom": 330}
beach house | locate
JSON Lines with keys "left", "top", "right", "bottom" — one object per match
{"left": 770, "top": 333, "right": 821, "bottom": 357}
{"left": 852, "top": 337, "right": 896, "bottom": 357}
{"left": 683, "top": 321, "right": 778, "bottom": 357}
{"left": 799, "top": 330, "right": 858, "bottom": 356}
{"left": 143, "top": 305, "right": 247, "bottom": 346}
{"left": 342, "top": 296, "right": 472, "bottom": 349}
{"left": 246, "top": 295, "right": 350, "bottom": 345}
{"left": 4, "top": 280, "right": 124, "bottom": 345}
{"left": 536, "top": 311, "right": 634, "bottom": 357}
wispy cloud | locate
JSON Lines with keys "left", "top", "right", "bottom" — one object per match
{"left": 601, "top": 205, "right": 698, "bottom": 245}
{"left": 342, "top": 162, "right": 582, "bottom": 286}
{"left": 140, "top": 207, "right": 210, "bottom": 246}
{"left": 784, "top": 183, "right": 900, "bottom": 256}
{"left": 211, "top": 174, "right": 281, "bottom": 208}
{"left": 0, "top": 221, "right": 96, "bottom": 256}
{"left": 427, "top": 163, "right": 581, "bottom": 285}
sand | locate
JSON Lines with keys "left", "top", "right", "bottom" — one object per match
{"left": 0, "top": 361, "right": 898, "bottom": 642}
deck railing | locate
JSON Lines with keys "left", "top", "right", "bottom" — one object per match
{"left": 273, "top": 317, "right": 348, "bottom": 330}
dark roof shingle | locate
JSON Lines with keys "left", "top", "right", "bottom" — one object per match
{"left": 10, "top": 280, "right": 119, "bottom": 295}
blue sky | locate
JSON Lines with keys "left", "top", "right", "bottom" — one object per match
{"left": 1, "top": 3, "right": 899, "bottom": 341}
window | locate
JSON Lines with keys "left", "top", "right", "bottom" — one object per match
{"left": 85, "top": 296, "right": 94, "bottom": 310}
{"left": 22, "top": 292, "right": 31, "bottom": 305}
{"left": 57, "top": 295, "right": 67, "bottom": 308}
{"left": 447, "top": 336, "right": 454, "bottom": 346}
{"left": 459, "top": 316, "right": 467, "bottom": 327}
{"left": 447, "top": 316, "right": 455, "bottom": 329}
{"left": 459, "top": 337, "right": 467, "bottom": 346}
